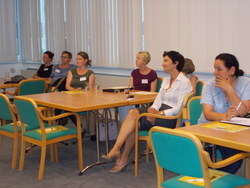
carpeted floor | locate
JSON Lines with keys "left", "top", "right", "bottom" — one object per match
{"left": 0, "top": 122, "right": 245, "bottom": 188}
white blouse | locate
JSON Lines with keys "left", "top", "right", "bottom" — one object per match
{"left": 151, "top": 72, "right": 192, "bottom": 116}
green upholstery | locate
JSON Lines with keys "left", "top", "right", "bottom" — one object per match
{"left": 189, "top": 97, "right": 202, "bottom": 125}
{"left": 152, "top": 132, "right": 203, "bottom": 177}
{"left": 15, "top": 99, "right": 41, "bottom": 129}
{"left": 150, "top": 128, "right": 250, "bottom": 188}
{"left": 19, "top": 79, "right": 45, "bottom": 96}
{"left": 156, "top": 77, "right": 163, "bottom": 92}
{"left": 162, "top": 172, "right": 250, "bottom": 188}
{"left": 0, "top": 95, "right": 13, "bottom": 121}
{"left": 0, "top": 122, "right": 48, "bottom": 133}
{"left": 15, "top": 99, "right": 76, "bottom": 140}
{"left": 23, "top": 125, "right": 77, "bottom": 141}
{"left": 195, "top": 81, "right": 204, "bottom": 96}
{"left": 138, "top": 130, "right": 149, "bottom": 137}
{"left": 0, "top": 123, "right": 34, "bottom": 133}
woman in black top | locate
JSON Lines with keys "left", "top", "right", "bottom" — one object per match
{"left": 33, "top": 51, "right": 54, "bottom": 79}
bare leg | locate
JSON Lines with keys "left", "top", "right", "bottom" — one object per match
{"left": 117, "top": 132, "right": 135, "bottom": 165}
{"left": 108, "top": 109, "right": 139, "bottom": 157}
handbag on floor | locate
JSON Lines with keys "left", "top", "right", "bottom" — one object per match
{"left": 99, "top": 109, "right": 118, "bottom": 141}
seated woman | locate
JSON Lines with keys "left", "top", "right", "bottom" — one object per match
{"left": 118, "top": 51, "right": 158, "bottom": 124}
{"left": 182, "top": 58, "right": 198, "bottom": 95}
{"left": 65, "top": 51, "right": 95, "bottom": 91}
{"left": 102, "top": 51, "right": 192, "bottom": 173}
{"left": 65, "top": 51, "right": 95, "bottom": 135}
{"left": 198, "top": 53, "right": 250, "bottom": 174}
{"left": 33, "top": 51, "right": 54, "bottom": 80}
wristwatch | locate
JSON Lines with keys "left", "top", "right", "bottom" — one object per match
{"left": 160, "top": 111, "right": 164, "bottom": 115}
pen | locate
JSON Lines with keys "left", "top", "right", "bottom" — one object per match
{"left": 236, "top": 101, "right": 242, "bottom": 111}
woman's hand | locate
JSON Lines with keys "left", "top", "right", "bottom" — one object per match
{"left": 214, "top": 74, "right": 234, "bottom": 93}
{"left": 224, "top": 105, "right": 237, "bottom": 121}
{"left": 147, "top": 107, "right": 157, "bottom": 124}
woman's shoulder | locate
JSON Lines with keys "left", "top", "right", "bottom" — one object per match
{"left": 87, "top": 69, "right": 94, "bottom": 74}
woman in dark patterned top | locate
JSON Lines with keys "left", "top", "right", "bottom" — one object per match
{"left": 33, "top": 51, "right": 54, "bottom": 79}
{"left": 66, "top": 51, "right": 95, "bottom": 91}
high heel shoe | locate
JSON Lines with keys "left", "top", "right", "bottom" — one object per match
{"left": 109, "top": 161, "right": 130, "bottom": 173}
{"left": 101, "top": 153, "right": 120, "bottom": 162}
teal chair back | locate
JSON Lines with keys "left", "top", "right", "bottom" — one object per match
{"left": 150, "top": 128, "right": 203, "bottom": 177}
{"left": 19, "top": 79, "right": 45, "bottom": 96}
{"left": 156, "top": 77, "right": 163, "bottom": 92}
{"left": 15, "top": 97, "right": 40, "bottom": 129}
{"left": 0, "top": 94, "right": 13, "bottom": 121}
{"left": 195, "top": 80, "right": 204, "bottom": 96}
{"left": 188, "top": 96, "right": 202, "bottom": 125}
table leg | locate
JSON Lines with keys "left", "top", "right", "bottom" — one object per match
{"left": 246, "top": 157, "right": 250, "bottom": 179}
{"left": 78, "top": 110, "right": 106, "bottom": 175}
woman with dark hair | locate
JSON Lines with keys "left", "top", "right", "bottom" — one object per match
{"left": 199, "top": 53, "right": 250, "bottom": 173}
{"left": 33, "top": 51, "right": 54, "bottom": 79}
{"left": 65, "top": 51, "right": 95, "bottom": 91}
{"left": 102, "top": 51, "right": 192, "bottom": 173}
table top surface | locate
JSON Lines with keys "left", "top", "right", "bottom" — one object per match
{"left": 22, "top": 91, "right": 157, "bottom": 112}
{"left": 0, "top": 78, "right": 17, "bottom": 89}
{"left": 180, "top": 122, "right": 250, "bottom": 152}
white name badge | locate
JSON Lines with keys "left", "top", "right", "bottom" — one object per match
{"left": 141, "top": 79, "right": 148, "bottom": 84}
{"left": 44, "top": 68, "right": 49, "bottom": 71}
{"left": 80, "top": 77, "right": 86, "bottom": 81}
{"left": 55, "top": 69, "right": 60, "bottom": 73}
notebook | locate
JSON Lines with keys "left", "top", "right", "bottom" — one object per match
{"left": 221, "top": 117, "right": 250, "bottom": 127}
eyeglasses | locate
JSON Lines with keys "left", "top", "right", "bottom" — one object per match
{"left": 61, "top": 56, "right": 68, "bottom": 59}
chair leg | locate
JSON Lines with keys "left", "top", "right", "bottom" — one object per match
{"left": 49, "top": 145, "right": 54, "bottom": 162}
{"left": 11, "top": 136, "right": 18, "bottom": 169}
{"left": 134, "top": 138, "right": 139, "bottom": 176}
{"left": 54, "top": 144, "right": 59, "bottom": 162}
{"left": 146, "top": 144, "right": 150, "bottom": 163}
{"left": 38, "top": 145, "right": 46, "bottom": 180}
{"left": 19, "top": 140, "right": 26, "bottom": 171}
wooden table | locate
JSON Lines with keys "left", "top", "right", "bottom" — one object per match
{"left": 23, "top": 90, "right": 157, "bottom": 174}
{"left": 180, "top": 122, "right": 250, "bottom": 179}
{"left": 0, "top": 79, "right": 17, "bottom": 89}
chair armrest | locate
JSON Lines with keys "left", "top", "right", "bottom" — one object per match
{"left": 135, "top": 112, "right": 183, "bottom": 140}
{"left": 203, "top": 150, "right": 250, "bottom": 169}
{"left": 39, "top": 111, "right": 75, "bottom": 122}
{"left": 182, "top": 108, "right": 188, "bottom": 120}
{"left": 3, "top": 90, "right": 17, "bottom": 96}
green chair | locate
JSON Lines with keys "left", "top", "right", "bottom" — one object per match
{"left": 134, "top": 93, "right": 193, "bottom": 176}
{"left": 0, "top": 94, "right": 19, "bottom": 169}
{"left": 182, "top": 96, "right": 202, "bottom": 127}
{"left": 195, "top": 80, "right": 204, "bottom": 96}
{"left": 149, "top": 126, "right": 250, "bottom": 188}
{"left": 156, "top": 77, "right": 163, "bottom": 92}
{"left": 15, "top": 96, "right": 83, "bottom": 180}
{"left": 3, "top": 78, "right": 46, "bottom": 96}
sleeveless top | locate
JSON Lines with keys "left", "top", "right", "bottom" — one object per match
{"left": 70, "top": 69, "right": 94, "bottom": 89}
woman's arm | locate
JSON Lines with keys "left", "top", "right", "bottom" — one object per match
{"left": 189, "top": 75, "right": 198, "bottom": 95}
{"left": 202, "top": 99, "right": 250, "bottom": 121}
{"left": 65, "top": 71, "right": 75, "bottom": 91}
{"left": 128, "top": 76, "right": 133, "bottom": 88}
{"left": 150, "top": 79, "right": 157, "bottom": 92}
{"left": 88, "top": 73, "right": 95, "bottom": 92}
